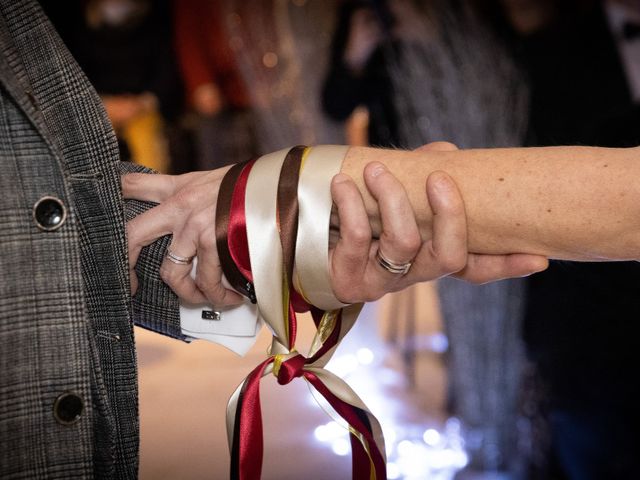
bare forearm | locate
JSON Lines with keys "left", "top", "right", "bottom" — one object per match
{"left": 341, "top": 145, "right": 640, "bottom": 261}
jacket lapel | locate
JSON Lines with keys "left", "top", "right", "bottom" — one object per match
{"left": 0, "top": 21, "right": 59, "bottom": 160}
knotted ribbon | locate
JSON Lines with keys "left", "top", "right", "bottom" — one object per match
{"left": 217, "top": 146, "right": 387, "bottom": 480}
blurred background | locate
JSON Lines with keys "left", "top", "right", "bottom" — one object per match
{"left": 39, "top": 0, "right": 640, "bottom": 478}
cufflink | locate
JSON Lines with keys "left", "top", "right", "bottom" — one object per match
{"left": 201, "top": 310, "right": 222, "bottom": 321}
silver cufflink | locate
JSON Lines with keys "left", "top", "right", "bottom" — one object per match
{"left": 201, "top": 310, "right": 222, "bottom": 321}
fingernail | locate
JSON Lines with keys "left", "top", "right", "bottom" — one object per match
{"left": 369, "top": 162, "right": 386, "bottom": 178}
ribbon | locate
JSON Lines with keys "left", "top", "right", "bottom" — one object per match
{"left": 219, "top": 146, "right": 387, "bottom": 479}
{"left": 215, "top": 160, "right": 256, "bottom": 302}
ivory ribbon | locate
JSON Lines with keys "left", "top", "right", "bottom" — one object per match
{"left": 244, "top": 148, "right": 290, "bottom": 347}
{"left": 295, "top": 145, "right": 350, "bottom": 311}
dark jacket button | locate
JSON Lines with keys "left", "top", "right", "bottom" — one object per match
{"left": 53, "top": 392, "right": 84, "bottom": 425}
{"left": 33, "top": 196, "right": 67, "bottom": 231}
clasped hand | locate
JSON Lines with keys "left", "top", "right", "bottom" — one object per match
{"left": 123, "top": 142, "right": 547, "bottom": 306}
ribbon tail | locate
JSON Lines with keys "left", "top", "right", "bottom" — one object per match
{"left": 228, "top": 358, "right": 274, "bottom": 480}
{"left": 304, "top": 370, "right": 387, "bottom": 480}
{"left": 350, "top": 434, "right": 376, "bottom": 480}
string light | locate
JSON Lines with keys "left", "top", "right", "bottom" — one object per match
{"left": 312, "top": 348, "right": 469, "bottom": 479}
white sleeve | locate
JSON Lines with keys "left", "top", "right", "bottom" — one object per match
{"left": 179, "top": 260, "right": 263, "bottom": 356}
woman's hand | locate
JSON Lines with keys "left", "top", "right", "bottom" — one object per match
{"left": 329, "top": 141, "right": 548, "bottom": 302}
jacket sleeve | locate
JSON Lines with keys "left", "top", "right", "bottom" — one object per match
{"left": 119, "top": 161, "right": 189, "bottom": 341}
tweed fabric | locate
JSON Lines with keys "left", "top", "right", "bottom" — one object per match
{"left": 0, "top": 1, "right": 181, "bottom": 478}
{"left": 120, "top": 161, "right": 184, "bottom": 341}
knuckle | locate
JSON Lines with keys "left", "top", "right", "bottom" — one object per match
{"left": 173, "top": 187, "right": 200, "bottom": 210}
{"left": 333, "top": 279, "right": 351, "bottom": 298}
{"left": 348, "top": 224, "right": 371, "bottom": 247}
{"left": 399, "top": 231, "right": 422, "bottom": 254}
{"left": 334, "top": 290, "right": 352, "bottom": 305}
{"left": 126, "top": 225, "right": 140, "bottom": 249}
{"left": 126, "top": 172, "right": 146, "bottom": 186}
{"left": 381, "top": 231, "right": 420, "bottom": 258}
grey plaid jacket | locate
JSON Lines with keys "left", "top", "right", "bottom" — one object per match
{"left": 0, "top": 1, "right": 186, "bottom": 478}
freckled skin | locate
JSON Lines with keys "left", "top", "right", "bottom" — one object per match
{"left": 342, "top": 145, "right": 640, "bottom": 261}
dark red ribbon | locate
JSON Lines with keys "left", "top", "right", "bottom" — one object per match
{"left": 216, "top": 160, "right": 256, "bottom": 302}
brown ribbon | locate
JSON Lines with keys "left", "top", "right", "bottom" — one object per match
{"left": 215, "top": 161, "right": 256, "bottom": 303}
{"left": 277, "top": 146, "right": 306, "bottom": 290}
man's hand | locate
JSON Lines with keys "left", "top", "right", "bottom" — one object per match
{"left": 123, "top": 168, "right": 244, "bottom": 306}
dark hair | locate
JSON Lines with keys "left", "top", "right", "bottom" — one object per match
{"left": 329, "top": 0, "right": 395, "bottom": 65}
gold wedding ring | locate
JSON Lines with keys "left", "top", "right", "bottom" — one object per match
{"left": 375, "top": 249, "right": 412, "bottom": 275}
{"left": 165, "top": 248, "right": 195, "bottom": 266}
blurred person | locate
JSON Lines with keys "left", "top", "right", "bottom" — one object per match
{"left": 322, "top": 1, "right": 532, "bottom": 473}
{"left": 40, "top": 0, "right": 184, "bottom": 173}
{"left": 173, "top": 0, "right": 259, "bottom": 170}
{"left": 322, "top": 0, "right": 403, "bottom": 147}
{"left": 4, "top": 2, "right": 520, "bottom": 477}
{"left": 482, "top": 1, "right": 640, "bottom": 478}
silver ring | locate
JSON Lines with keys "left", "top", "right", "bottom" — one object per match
{"left": 165, "top": 248, "right": 195, "bottom": 266}
{"left": 375, "top": 249, "right": 412, "bottom": 275}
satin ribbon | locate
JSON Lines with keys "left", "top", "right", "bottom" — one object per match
{"left": 215, "top": 160, "right": 256, "bottom": 302}
{"left": 295, "top": 145, "right": 350, "bottom": 311}
{"left": 220, "top": 146, "right": 387, "bottom": 480}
